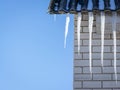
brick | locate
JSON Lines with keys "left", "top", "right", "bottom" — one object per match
{"left": 92, "top": 33, "right": 111, "bottom": 39}
{"left": 93, "top": 46, "right": 111, "bottom": 52}
{"left": 74, "top": 89, "right": 92, "bottom": 90}
{"left": 83, "top": 53, "right": 100, "bottom": 59}
{"left": 103, "top": 67, "right": 114, "bottom": 73}
{"left": 74, "top": 15, "right": 77, "bottom": 20}
{"left": 93, "top": 89, "right": 113, "bottom": 90}
{"left": 74, "top": 54, "right": 82, "bottom": 60}
{"left": 74, "top": 15, "right": 120, "bottom": 89}
{"left": 112, "top": 74, "right": 120, "bottom": 80}
{"left": 74, "top": 60, "right": 89, "bottom": 67}
{"left": 74, "top": 33, "right": 89, "bottom": 40}
{"left": 104, "top": 53, "right": 117, "bottom": 59}
{"left": 74, "top": 21, "right": 96, "bottom": 27}
{"left": 103, "top": 53, "right": 114, "bottom": 59}
{"left": 95, "top": 14, "right": 119, "bottom": 35}
{"left": 74, "top": 67, "right": 82, "bottom": 74}
{"left": 74, "top": 27, "right": 83, "bottom": 33}
{"left": 112, "top": 46, "right": 120, "bottom": 53}
{"left": 117, "top": 54, "right": 120, "bottom": 59}
{"left": 112, "top": 60, "right": 120, "bottom": 66}
{"left": 93, "top": 60, "right": 111, "bottom": 66}
{"left": 74, "top": 40, "right": 83, "bottom": 46}
{"left": 83, "top": 40, "right": 120, "bottom": 45}
{"left": 103, "top": 67, "right": 120, "bottom": 73}
{"left": 74, "top": 21, "right": 88, "bottom": 27}
{"left": 83, "top": 67, "right": 102, "bottom": 74}
{"left": 117, "top": 67, "right": 120, "bottom": 73}
{"left": 74, "top": 74, "right": 92, "bottom": 80}
{"left": 83, "top": 53, "right": 114, "bottom": 60}
{"left": 104, "top": 40, "right": 113, "bottom": 45}
{"left": 104, "top": 40, "right": 120, "bottom": 45}
{"left": 93, "top": 74, "right": 112, "bottom": 80}
{"left": 83, "top": 40, "right": 101, "bottom": 45}
{"left": 110, "top": 33, "right": 120, "bottom": 39}
{"left": 82, "top": 14, "right": 88, "bottom": 21}
{"left": 74, "top": 46, "right": 89, "bottom": 53}
{"left": 82, "top": 27, "right": 96, "bottom": 33}
{"left": 103, "top": 81, "right": 120, "bottom": 88}
{"left": 82, "top": 14, "right": 96, "bottom": 21}
{"left": 83, "top": 81, "right": 101, "bottom": 88}
{"left": 74, "top": 81, "right": 82, "bottom": 88}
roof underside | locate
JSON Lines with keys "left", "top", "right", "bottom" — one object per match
{"left": 48, "top": 0, "right": 120, "bottom": 14}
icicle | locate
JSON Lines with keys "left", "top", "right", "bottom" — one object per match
{"left": 54, "top": 14, "right": 56, "bottom": 22}
{"left": 77, "top": 13, "right": 82, "bottom": 54}
{"left": 101, "top": 12, "right": 105, "bottom": 68}
{"left": 88, "top": 12, "right": 94, "bottom": 76}
{"left": 112, "top": 12, "right": 117, "bottom": 83}
{"left": 64, "top": 13, "right": 70, "bottom": 48}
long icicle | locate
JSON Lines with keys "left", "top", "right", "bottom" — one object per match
{"left": 88, "top": 12, "right": 94, "bottom": 76}
{"left": 112, "top": 12, "right": 117, "bottom": 83}
{"left": 77, "top": 13, "right": 82, "bottom": 54}
{"left": 64, "top": 13, "right": 70, "bottom": 48}
{"left": 101, "top": 12, "right": 105, "bottom": 68}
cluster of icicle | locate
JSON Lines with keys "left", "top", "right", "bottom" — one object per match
{"left": 62, "top": 12, "right": 118, "bottom": 83}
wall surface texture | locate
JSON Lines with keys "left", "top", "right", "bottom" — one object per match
{"left": 74, "top": 14, "right": 120, "bottom": 90}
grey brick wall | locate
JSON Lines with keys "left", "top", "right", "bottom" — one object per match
{"left": 74, "top": 14, "right": 120, "bottom": 90}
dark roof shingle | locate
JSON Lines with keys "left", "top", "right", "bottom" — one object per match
{"left": 48, "top": 0, "right": 120, "bottom": 14}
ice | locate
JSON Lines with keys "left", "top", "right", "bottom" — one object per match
{"left": 112, "top": 12, "right": 117, "bottom": 83}
{"left": 88, "top": 12, "right": 94, "bottom": 75}
{"left": 77, "top": 13, "right": 82, "bottom": 53}
{"left": 64, "top": 13, "right": 70, "bottom": 48}
{"left": 101, "top": 12, "right": 105, "bottom": 68}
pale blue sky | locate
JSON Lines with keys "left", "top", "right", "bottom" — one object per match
{"left": 0, "top": 0, "right": 74, "bottom": 90}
